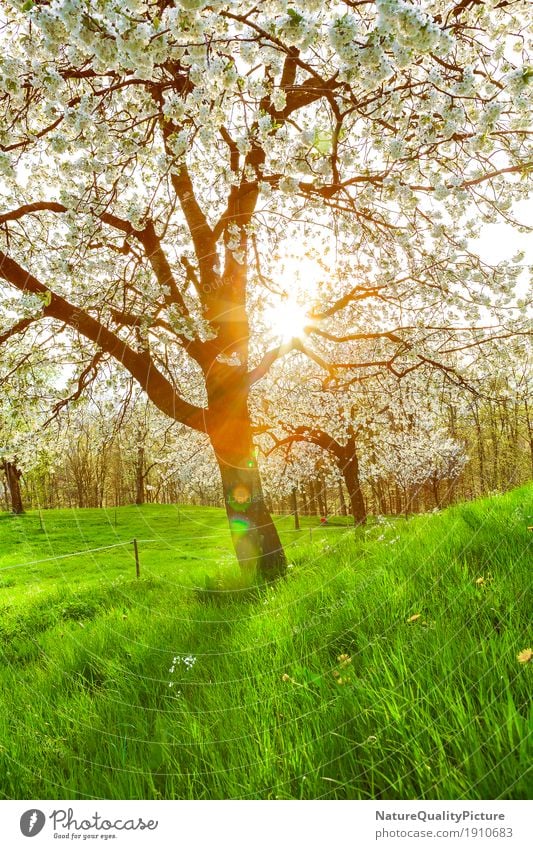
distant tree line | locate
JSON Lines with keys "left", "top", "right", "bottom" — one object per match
{"left": 3, "top": 387, "right": 530, "bottom": 520}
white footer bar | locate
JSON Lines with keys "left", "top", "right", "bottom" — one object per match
{"left": 2, "top": 799, "right": 531, "bottom": 849}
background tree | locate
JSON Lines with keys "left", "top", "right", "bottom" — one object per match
{"left": 260, "top": 354, "right": 470, "bottom": 521}
{"left": 0, "top": 329, "right": 57, "bottom": 513}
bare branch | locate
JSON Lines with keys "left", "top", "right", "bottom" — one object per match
{"left": 43, "top": 351, "right": 104, "bottom": 426}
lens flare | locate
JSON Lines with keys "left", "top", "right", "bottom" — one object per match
{"left": 230, "top": 516, "right": 250, "bottom": 535}
{"left": 233, "top": 484, "right": 250, "bottom": 504}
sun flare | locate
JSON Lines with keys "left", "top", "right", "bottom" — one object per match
{"left": 266, "top": 296, "right": 309, "bottom": 341}
{"left": 262, "top": 254, "right": 321, "bottom": 341}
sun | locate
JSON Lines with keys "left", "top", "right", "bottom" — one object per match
{"left": 266, "top": 295, "right": 310, "bottom": 342}
{"left": 262, "top": 254, "right": 321, "bottom": 341}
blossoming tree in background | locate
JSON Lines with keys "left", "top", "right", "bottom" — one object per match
{"left": 0, "top": 329, "right": 58, "bottom": 512}
{"left": 0, "top": 0, "right": 531, "bottom": 578}
{"left": 258, "top": 352, "right": 469, "bottom": 523}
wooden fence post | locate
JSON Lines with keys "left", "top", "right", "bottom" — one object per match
{"left": 133, "top": 538, "right": 140, "bottom": 578}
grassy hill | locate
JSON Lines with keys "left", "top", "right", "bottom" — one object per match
{"left": 0, "top": 487, "right": 531, "bottom": 799}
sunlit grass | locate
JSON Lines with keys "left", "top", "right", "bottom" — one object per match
{"left": 0, "top": 486, "right": 531, "bottom": 799}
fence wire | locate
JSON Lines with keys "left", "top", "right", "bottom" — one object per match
{"left": 0, "top": 519, "right": 356, "bottom": 574}
{"left": 0, "top": 540, "right": 135, "bottom": 572}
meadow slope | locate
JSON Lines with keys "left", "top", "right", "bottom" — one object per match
{"left": 0, "top": 487, "right": 531, "bottom": 799}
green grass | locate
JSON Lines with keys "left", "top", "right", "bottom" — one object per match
{"left": 0, "top": 487, "right": 531, "bottom": 799}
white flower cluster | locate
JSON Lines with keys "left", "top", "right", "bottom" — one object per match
{"left": 225, "top": 221, "right": 246, "bottom": 264}
{"left": 169, "top": 653, "right": 197, "bottom": 672}
{"left": 167, "top": 129, "right": 190, "bottom": 158}
{"left": 277, "top": 10, "right": 318, "bottom": 50}
{"left": 377, "top": 0, "right": 453, "bottom": 54}
{"left": 328, "top": 1, "right": 454, "bottom": 83}
{"left": 167, "top": 306, "right": 201, "bottom": 342}
{"left": 0, "top": 152, "right": 14, "bottom": 178}
{"left": 504, "top": 65, "right": 533, "bottom": 111}
{"left": 162, "top": 93, "right": 186, "bottom": 123}
{"left": 216, "top": 352, "right": 242, "bottom": 366}
{"left": 168, "top": 653, "right": 197, "bottom": 687}
{"left": 177, "top": 0, "right": 209, "bottom": 11}
{"left": 328, "top": 13, "right": 359, "bottom": 60}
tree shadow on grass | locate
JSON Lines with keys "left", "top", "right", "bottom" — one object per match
{"left": 196, "top": 574, "right": 267, "bottom": 606}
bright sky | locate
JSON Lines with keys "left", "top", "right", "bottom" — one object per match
{"left": 472, "top": 200, "right": 533, "bottom": 266}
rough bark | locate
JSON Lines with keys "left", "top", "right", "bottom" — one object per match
{"left": 338, "top": 480, "right": 347, "bottom": 516}
{"left": 316, "top": 481, "right": 326, "bottom": 517}
{"left": 308, "top": 479, "right": 319, "bottom": 515}
{"left": 291, "top": 487, "right": 300, "bottom": 530}
{"left": 525, "top": 398, "right": 533, "bottom": 479}
{"left": 3, "top": 460, "right": 24, "bottom": 514}
{"left": 341, "top": 451, "right": 367, "bottom": 526}
{"left": 135, "top": 445, "right": 145, "bottom": 506}
{"left": 206, "top": 365, "right": 286, "bottom": 581}
{"left": 431, "top": 473, "right": 441, "bottom": 509}
{"left": 215, "top": 449, "right": 286, "bottom": 581}
{"left": 273, "top": 428, "right": 367, "bottom": 526}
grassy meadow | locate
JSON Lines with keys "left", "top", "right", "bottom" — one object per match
{"left": 0, "top": 487, "right": 531, "bottom": 799}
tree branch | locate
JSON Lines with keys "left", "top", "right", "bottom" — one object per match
{"left": 310, "top": 286, "right": 386, "bottom": 319}
{"left": 306, "top": 327, "right": 405, "bottom": 344}
{"left": 0, "top": 251, "right": 207, "bottom": 431}
{"left": 0, "top": 316, "right": 37, "bottom": 345}
{"left": 267, "top": 427, "right": 344, "bottom": 457}
{"left": 248, "top": 339, "right": 306, "bottom": 387}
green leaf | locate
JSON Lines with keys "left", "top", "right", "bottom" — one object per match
{"left": 22, "top": 0, "right": 34, "bottom": 11}
{"left": 313, "top": 129, "right": 333, "bottom": 155}
{"left": 287, "top": 8, "right": 303, "bottom": 24}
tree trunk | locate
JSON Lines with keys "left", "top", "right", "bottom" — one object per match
{"left": 524, "top": 398, "right": 533, "bottom": 479}
{"left": 341, "top": 451, "right": 366, "bottom": 526}
{"left": 377, "top": 478, "right": 387, "bottom": 515}
{"left": 394, "top": 484, "right": 402, "bottom": 516}
{"left": 291, "top": 487, "right": 300, "bottom": 530}
{"left": 489, "top": 402, "right": 499, "bottom": 490}
{"left": 301, "top": 486, "right": 308, "bottom": 516}
{"left": 135, "top": 445, "right": 145, "bottom": 505}
{"left": 472, "top": 402, "right": 485, "bottom": 495}
{"left": 321, "top": 475, "right": 328, "bottom": 517}
{"left": 308, "top": 479, "right": 319, "bottom": 515}
{"left": 206, "top": 369, "right": 286, "bottom": 582}
{"left": 3, "top": 460, "right": 24, "bottom": 514}
{"left": 338, "top": 480, "right": 347, "bottom": 516}
{"left": 215, "top": 447, "right": 286, "bottom": 581}
{"left": 316, "top": 479, "right": 326, "bottom": 516}
{"left": 432, "top": 474, "right": 441, "bottom": 509}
